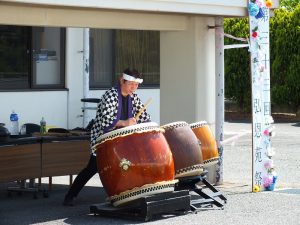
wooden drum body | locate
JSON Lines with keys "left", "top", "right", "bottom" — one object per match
{"left": 190, "top": 121, "right": 219, "bottom": 168}
{"left": 94, "top": 122, "right": 176, "bottom": 206}
{"left": 161, "top": 121, "right": 204, "bottom": 178}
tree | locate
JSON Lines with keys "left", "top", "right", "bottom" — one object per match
{"left": 280, "top": 0, "right": 299, "bottom": 11}
{"left": 224, "top": 4, "right": 300, "bottom": 112}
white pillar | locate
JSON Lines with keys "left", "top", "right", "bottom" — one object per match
{"left": 160, "top": 16, "right": 215, "bottom": 125}
{"left": 214, "top": 17, "right": 224, "bottom": 185}
{"left": 66, "top": 28, "right": 84, "bottom": 129}
{"left": 82, "top": 28, "right": 90, "bottom": 128}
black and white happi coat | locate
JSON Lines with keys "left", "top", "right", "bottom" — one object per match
{"left": 90, "top": 85, "right": 151, "bottom": 152}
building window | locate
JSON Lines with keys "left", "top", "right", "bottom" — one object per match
{"left": 32, "top": 27, "right": 65, "bottom": 88}
{"left": 90, "top": 29, "right": 160, "bottom": 89}
{"left": 90, "top": 29, "right": 114, "bottom": 88}
{"left": 0, "top": 25, "right": 65, "bottom": 90}
{"left": 0, "top": 26, "right": 30, "bottom": 89}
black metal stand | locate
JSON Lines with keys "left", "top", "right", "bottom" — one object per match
{"left": 90, "top": 190, "right": 190, "bottom": 221}
{"left": 175, "top": 171, "right": 227, "bottom": 211}
{"left": 7, "top": 179, "right": 49, "bottom": 199}
{"left": 81, "top": 98, "right": 100, "bottom": 103}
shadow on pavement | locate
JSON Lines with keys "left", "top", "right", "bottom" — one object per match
{"left": 274, "top": 188, "right": 300, "bottom": 195}
{"left": 1, "top": 182, "right": 177, "bottom": 225}
{"left": 0, "top": 183, "right": 108, "bottom": 225}
{"left": 291, "top": 122, "right": 300, "bottom": 127}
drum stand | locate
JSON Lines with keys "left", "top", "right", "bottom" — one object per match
{"left": 90, "top": 172, "right": 227, "bottom": 221}
{"left": 175, "top": 170, "right": 227, "bottom": 211}
{"left": 90, "top": 190, "right": 191, "bottom": 221}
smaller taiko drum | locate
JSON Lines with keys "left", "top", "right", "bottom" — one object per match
{"left": 161, "top": 121, "right": 204, "bottom": 178}
{"left": 93, "top": 122, "right": 176, "bottom": 206}
{"left": 190, "top": 121, "right": 219, "bottom": 168}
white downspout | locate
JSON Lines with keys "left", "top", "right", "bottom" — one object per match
{"left": 215, "top": 17, "right": 224, "bottom": 185}
{"left": 82, "top": 28, "right": 90, "bottom": 128}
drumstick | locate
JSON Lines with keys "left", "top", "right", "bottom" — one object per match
{"left": 135, "top": 98, "right": 152, "bottom": 120}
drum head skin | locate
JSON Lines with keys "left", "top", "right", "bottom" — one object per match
{"left": 95, "top": 122, "right": 161, "bottom": 146}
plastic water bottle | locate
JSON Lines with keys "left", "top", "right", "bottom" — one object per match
{"left": 40, "top": 117, "right": 46, "bottom": 134}
{"left": 10, "top": 110, "right": 19, "bottom": 135}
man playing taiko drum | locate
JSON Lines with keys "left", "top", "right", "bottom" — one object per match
{"left": 63, "top": 68, "right": 151, "bottom": 206}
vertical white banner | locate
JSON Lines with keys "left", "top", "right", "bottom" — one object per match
{"left": 249, "top": 0, "right": 276, "bottom": 192}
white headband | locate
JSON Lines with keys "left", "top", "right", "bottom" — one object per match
{"left": 123, "top": 73, "right": 143, "bottom": 84}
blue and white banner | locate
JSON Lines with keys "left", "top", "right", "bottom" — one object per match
{"left": 248, "top": 0, "right": 276, "bottom": 192}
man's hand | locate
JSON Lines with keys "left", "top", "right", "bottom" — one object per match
{"left": 116, "top": 118, "right": 137, "bottom": 127}
{"left": 126, "top": 118, "right": 137, "bottom": 126}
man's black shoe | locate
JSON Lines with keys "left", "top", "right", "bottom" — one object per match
{"left": 63, "top": 196, "right": 74, "bottom": 206}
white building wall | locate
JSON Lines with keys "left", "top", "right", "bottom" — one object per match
{"left": 0, "top": 18, "right": 214, "bottom": 131}
{"left": 0, "top": 91, "right": 68, "bottom": 130}
{"left": 136, "top": 89, "right": 160, "bottom": 125}
{"left": 1, "top": 16, "right": 215, "bottom": 131}
{"left": 1, "top": 0, "right": 279, "bottom": 19}
{"left": 161, "top": 16, "right": 216, "bottom": 128}
{"left": 65, "top": 27, "right": 85, "bottom": 129}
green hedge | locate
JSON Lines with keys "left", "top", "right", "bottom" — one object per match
{"left": 224, "top": 4, "right": 300, "bottom": 112}
{"left": 224, "top": 18, "right": 251, "bottom": 112}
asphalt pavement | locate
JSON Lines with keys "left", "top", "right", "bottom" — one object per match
{"left": 0, "top": 122, "right": 299, "bottom": 225}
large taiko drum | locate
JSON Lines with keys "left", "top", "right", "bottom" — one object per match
{"left": 161, "top": 121, "right": 204, "bottom": 178}
{"left": 93, "top": 122, "right": 177, "bottom": 206}
{"left": 190, "top": 121, "right": 219, "bottom": 168}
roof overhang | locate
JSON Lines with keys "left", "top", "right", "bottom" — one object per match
{"left": 0, "top": 0, "right": 280, "bottom": 30}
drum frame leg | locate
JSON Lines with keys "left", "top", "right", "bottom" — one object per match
{"left": 175, "top": 170, "right": 227, "bottom": 211}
